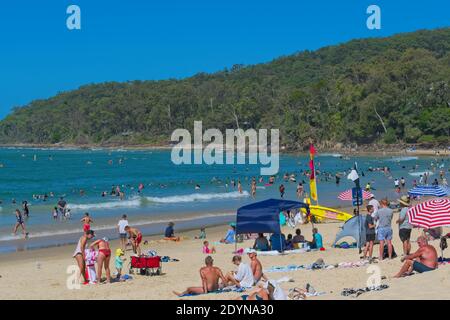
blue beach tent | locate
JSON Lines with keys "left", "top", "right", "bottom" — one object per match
{"left": 236, "top": 199, "right": 310, "bottom": 235}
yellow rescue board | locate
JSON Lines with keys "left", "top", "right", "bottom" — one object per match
{"left": 302, "top": 205, "right": 352, "bottom": 222}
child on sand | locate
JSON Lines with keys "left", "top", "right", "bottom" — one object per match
{"left": 115, "top": 248, "right": 126, "bottom": 279}
{"left": 195, "top": 227, "right": 206, "bottom": 239}
{"left": 202, "top": 241, "right": 216, "bottom": 254}
{"left": 84, "top": 247, "right": 98, "bottom": 284}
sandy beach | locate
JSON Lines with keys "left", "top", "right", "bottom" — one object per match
{"left": 1, "top": 211, "right": 448, "bottom": 300}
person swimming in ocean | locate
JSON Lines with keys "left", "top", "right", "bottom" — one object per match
{"left": 22, "top": 201, "right": 29, "bottom": 218}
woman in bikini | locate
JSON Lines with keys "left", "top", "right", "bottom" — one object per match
{"left": 90, "top": 237, "right": 112, "bottom": 284}
{"left": 13, "top": 209, "right": 28, "bottom": 238}
{"left": 73, "top": 230, "right": 95, "bottom": 284}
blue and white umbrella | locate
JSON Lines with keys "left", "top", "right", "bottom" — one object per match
{"left": 408, "top": 185, "right": 449, "bottom": 197}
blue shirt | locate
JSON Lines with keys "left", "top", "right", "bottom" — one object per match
{"left": 224, "top": 229, "right": 235, "bottom": 243}
{"left": 314, "top": 233, "right": 323, "bottom": 248}
{"left": 279, "top": 212, "right": 286, "bottom": 226}
{"left": 165, "top": 226, "right": 174, "bottom": 237}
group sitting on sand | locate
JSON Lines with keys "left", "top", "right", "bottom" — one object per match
{"left": 173, "top": 250, "right": 271, "bottom": 298}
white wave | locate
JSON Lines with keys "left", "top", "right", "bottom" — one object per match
{"left": 320, "top": 153, "right": 342, "bottom": 157}
{"left": 389, "top": 156, "right": 419, "bottom": 162}
{"left": 68, "top": 197, "right": 142, "bottom": 211}
{"left": 408, "top": 171, "right": 434, "bottom": 177}
{"left": 146, "top": 191, "right": 250, "bottom": 203}
{"left": 0, "top": 212, "right": 235, "bottom": 241}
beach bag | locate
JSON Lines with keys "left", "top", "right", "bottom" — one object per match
{"left": 382, "top": 244, "right": 397, "bottom": 259}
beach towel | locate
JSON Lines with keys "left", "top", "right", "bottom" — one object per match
{"left": 341, "top": 284, "right": 389, "bottom": 298}
{"left": 179, "top": 286, "right": 245, "bottom": 297}
{"left": 244, "top": 248, "right": 309, "bottom": 256}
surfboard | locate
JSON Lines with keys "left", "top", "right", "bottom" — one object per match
{"left": 301, "top": 205, "right": 352, "bottom": 222}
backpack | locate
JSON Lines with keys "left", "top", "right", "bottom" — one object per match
{"left": 383, "top": 244, "right": 397, "bottom": 259}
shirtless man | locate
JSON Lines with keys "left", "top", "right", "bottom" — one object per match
{"left": 394, "top": 236, "right": 438, "bottom": 278}
{"left": 248, "top": 251, "right": 267, "bottom": 283}
{"left": 125, "top": 225, "right": 142, "bottom": 255}
{"left": 73, "top": 230, "right": 95, "bottom": 284}
{"left": 173, "top": 256, "right": 226, "bottom": 296}
{"left": 90, "top": 237, "right": 112, "bottom": 284}
{"left": 80, "top": 212, "right": 93, "bottom": 232}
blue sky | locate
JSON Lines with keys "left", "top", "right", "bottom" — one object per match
{"left": 0, "top": 0, "right": 448, "bottom": 119}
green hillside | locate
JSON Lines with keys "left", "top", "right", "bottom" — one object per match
{"left": 1, "top": 28, "right": 449, "bottom": 149}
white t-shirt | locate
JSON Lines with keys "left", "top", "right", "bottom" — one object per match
{"left": 368, "top": 199, "right": 380, "bottom": 216}
{"left": 118, "top": 219, "right": 129, "bottom": 234}
{"left": 234, "top": 263, "right": 254, "bottom": 288}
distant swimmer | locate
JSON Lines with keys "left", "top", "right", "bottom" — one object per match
{"left": 13, "top": 209, "right": 28, "bottom": 239}
{"left": 52, "top": 207, "right": 58, "bottom": 220}
{"left": 279, "top": 184, "right": 285, "bottom": 198}
{"left": 237, "top": 180, "right": 243, "bottom": 194}
{"left": 22, "top": 201, "right": 30, "bottom": 218}
{"left": 195, "top": 184, "right": 201, "bottom": 190}
{"left": 251, "top": 179, "right": 256, "bottom": 198}
{"left": 296, "top": 183, "right": 304, "bottom": 199}
{"left": 80, "top": 212, "right": 93, "bottom": 232}
{"left": 138, "top": 183, "right": 145, "bottom": 193}
{"left": 57, "top": 197, "right": 67, "bottom": 216}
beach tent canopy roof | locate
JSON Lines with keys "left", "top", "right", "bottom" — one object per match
{"left": 236, "top": 199, "right": 310, "bottom": 235}
{"left": 333, "top": 215, "right": 366, "bottom": 249}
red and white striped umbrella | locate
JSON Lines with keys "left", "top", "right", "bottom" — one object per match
{"left": 407, "top": 198, "right": 450, "bottom": 229}
{"left": 338, "top": 189, "right": 373, "bottom": 201}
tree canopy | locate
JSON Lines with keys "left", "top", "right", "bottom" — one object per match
{"left": 1, "top": 28, "right": 449, "bottom": 149}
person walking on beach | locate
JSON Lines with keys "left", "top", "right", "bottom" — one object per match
{"left": 173, "top": 256, "right": 226, "bottom": 296}
{"left": 125, "top": 225, "right": 142, "bottom": 255}
{"left": 89, "top": 237, "right": 112, "bottom": 284}
{"left": 80, "top": 212, "right": 93, "bottom": 232}
{"left": 73, "top": 230, "right": 95, "bottom": 284}
{"left": 396, "top": 196, "right": 412, "bottom": 256}
{"left": 374, "top": 199, "right": 394, "bottom": 260}
{"left": 362, "top": 205, "right": 376, "bottom": 260}
{"left": 13, "top": 209, "right": 28, "bottom": 238}
{"left": 117, "top": 214, "right": 129, "bottom": 251}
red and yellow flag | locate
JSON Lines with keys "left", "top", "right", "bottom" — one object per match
{"left": 309, "top": 144, "right": 318, "bottom": 203}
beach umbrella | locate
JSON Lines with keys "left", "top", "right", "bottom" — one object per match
{"left": 407, "top": 198, "right": 450, "bottom": 229}
{"left": 408, "top": 185, "right": 449, "bottom": 197}
{"left": 338, "top": 189, "right": 373, "bottom": 201}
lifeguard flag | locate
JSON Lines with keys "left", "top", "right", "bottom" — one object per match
{"left": 309, "top": 144, "right": 318, "bottom": 202}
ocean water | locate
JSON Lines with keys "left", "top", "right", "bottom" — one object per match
{"left": 0, "top": 147, "right": 447, "bottom": 253}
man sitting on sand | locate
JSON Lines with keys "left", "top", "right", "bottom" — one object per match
{"left": 394, "top": 236, "right": 438, "bottom": 278}
{"left": 164, "top": 222, "right": 180, "bottom": 241}
{"left": 224, "top": 255, "right": 255, "bottom": 288}
{"left": 247, "top": 250, "right": 267, "bottom": 283}
{"left": 125, "top": 225, "right": 142, "bottom": 256}
{"left": 173, "top": 256, "right": 226, "bottom": 296}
